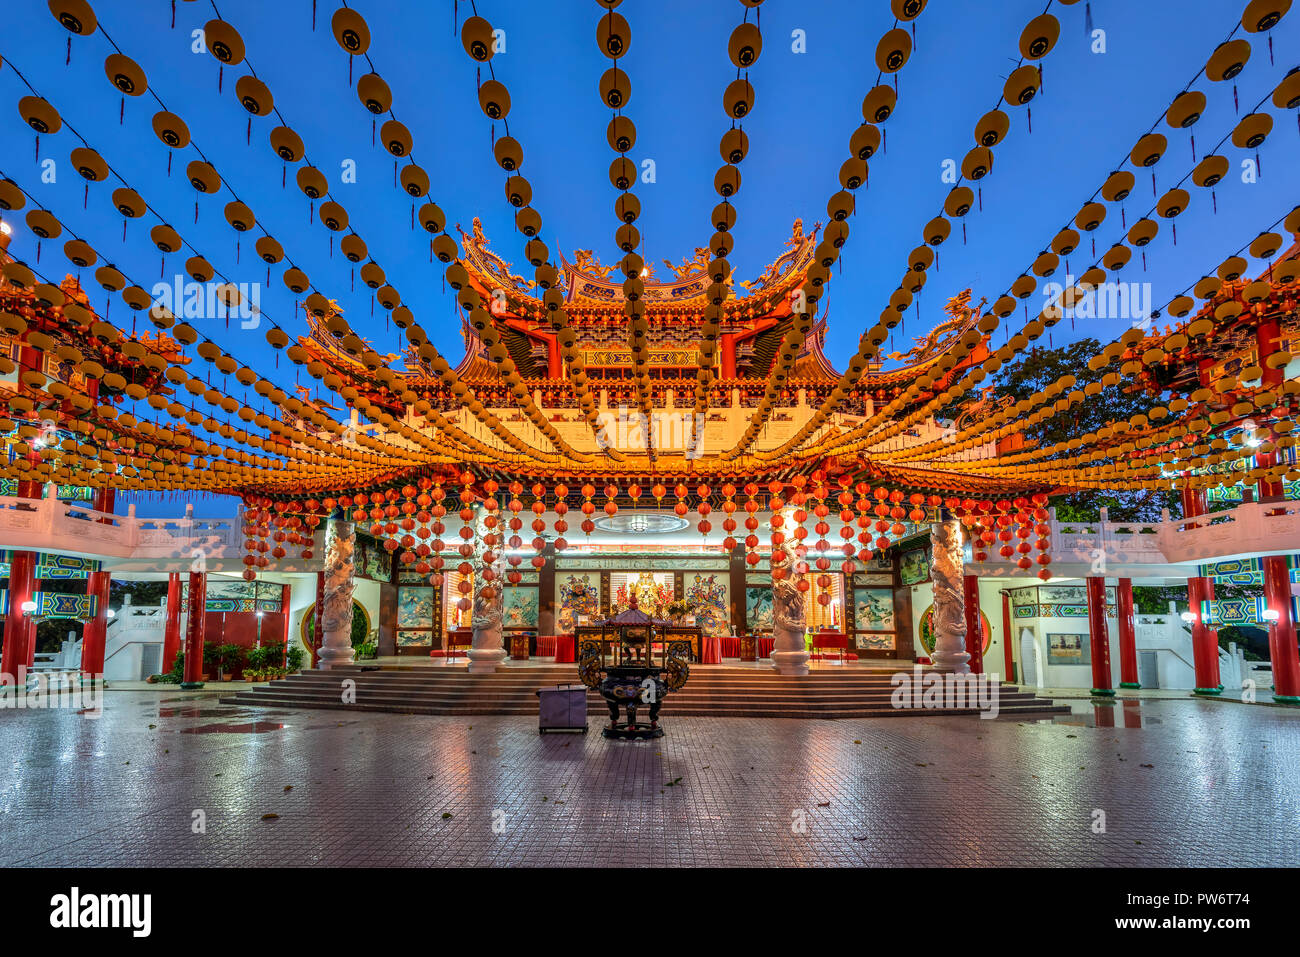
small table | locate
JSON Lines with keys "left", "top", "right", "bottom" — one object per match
{"left": 757, "top": 637, "right": 774, "bottom": 659}
{"left": 739, "top": 634, "right": 757, "bottom": 662}
{"left": 554, "top": 634, "right": 576, "bottom": 664}
{"left": 701, "top": 636, "right": 723, "bottom": 664}
{"left": 510, "top": 635, "right": 530, "bottom": 660}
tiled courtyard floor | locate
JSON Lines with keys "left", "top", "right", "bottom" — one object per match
{"left": 0, "top": 691, "right": 1296, "bottom": 867}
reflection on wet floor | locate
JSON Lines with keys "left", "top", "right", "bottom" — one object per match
{"left": 1039, "top": 699, "right": 1159, "bottom": 728}
{"left": 179, "top": 721, "right": 287, "bottom": 734}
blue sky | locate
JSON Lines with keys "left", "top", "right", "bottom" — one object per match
{"left": 2, "top": 0, "right": 1298, "bottom": 515}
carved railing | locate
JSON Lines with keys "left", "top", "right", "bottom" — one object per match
{"left": 971, "top": 502, "right": 1300, "bottom": 573}
{"left": 0, "top": 485, "right": 321, "bottom": 572}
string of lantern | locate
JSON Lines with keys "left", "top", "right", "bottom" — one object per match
{"left": 760, "top": 3, "right": 1067, "bottom": 460}
{"left": 62, "top": 0, "right": 562, "bottom": 469}
{"left": 182, "top": 1, "right": 565, "bottom": 465}
{"left": 812, "top": 62, "right": 1295, "bottom": 465}
{"left": 441, "top": 4, "right": 621, "bottom": 458}
{"left": 719, "top": 0, "right": 931, "bottom": 461}
{"left": 687, "top": 0, "right": 764, "bottom": 422}
{"left": 304, "top": 2, "right": 593, "bottom": 464}
{"left": 888, "top": 212, "right": 1298, "bottom": 466}
{"left": 767, "top": 0, "right": 1286, "bottom": 465}
{"left": 591, "top": 0, "right": 654, "bottom": 455}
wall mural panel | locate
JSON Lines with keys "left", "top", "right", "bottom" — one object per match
{"left": 854, "top": 588, "right": 895, "bottom": 632}
{"left": 503, "top": 586, "right": 539, "bottom": 628}
{"left": 684, "top": 571, "right": 730, "bottom": 639}
{"left": 556, "top": 572, "right": 600, "bottom": 631}
{"left": 900, "top": 548, "right": 931, "bottom": 585}
{"left": 745, "top": 586, "right": 773, "bottom": 632}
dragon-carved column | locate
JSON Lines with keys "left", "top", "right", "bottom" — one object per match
{"left": 467, "top": 554, "right": 507, "bottom": 674}
{"left": 318, "top": 519, "right": 357, "bottom": 670}
{"left": 770, "top": 550, "right": 810, "bottom": 676}
{"left": 929, "top": 516, "right": 971, "bottom": 674}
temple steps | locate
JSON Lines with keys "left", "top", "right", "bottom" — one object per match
{"left": 222, "top": 664, "right": 1068, "bottom": 720}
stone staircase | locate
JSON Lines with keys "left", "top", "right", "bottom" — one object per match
{"left": 222, "top": 664, "right": 1068, "bottom": 720}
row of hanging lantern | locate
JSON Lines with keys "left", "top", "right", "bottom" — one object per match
{"left": 688, "top": 0, "right": 764, "bottom": 418}
{"left": 801, "top": 4, "right": 1294, "bottom": 467}
{"left": 721, "top": 1, "right": 932, "bottom": 460}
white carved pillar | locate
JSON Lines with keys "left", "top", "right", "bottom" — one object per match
{"left": 467, "top": 553, "right": 507, "bottom": 674}
{"left": 928, "top": 517, "right": 971, "bottom": 673}
{"left": 770, "top": 550, "right": 810, "bottom": 676}
{"left": 318, "top": 519, "right": 357, "bottom": 669}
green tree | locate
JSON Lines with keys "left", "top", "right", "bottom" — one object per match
{"left": 987, "top": 338, "right": 1178, "bottom": 522}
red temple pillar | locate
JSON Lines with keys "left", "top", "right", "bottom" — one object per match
{"left": 180, "top": 571, "right": 207, "bottom": 687}
{"left": 1180, "top": 486, "right": 1206, "bottom": 527}
{"left": 281, "top": 582, "right": 292, "bottom": 666}
{"left": 78, "top": 486, "right": 116, "bottom": 678}
{"left": 1116, "top": 577, "right": 1139, "bottom": 688}
{"left": 311, "top": 570, "right": 325, "bottom": 668}
{"left": 1262, "top": 555, "right": 1299, "bottom": 702}
{"left": 80, "top": 570, "right": 112, "bottom": 677}
{"left": 162, "top": 572, "right": 183, "bottom": 673}
{"left": 719, "top": 332, "right": 737, "bottom": 381}
{"left": 1001, "top": 591, "right": 1014, "bottom": 682}
{"left": 1085, "top": 577, "right": 1113, "bottom": 696}
{"left": 2, "top": 550, "right": 37, "bottom": 684}
{"left": 962, "top": 574, "right": 983, "bottom": 675}
{"left": 1187, "top": 574, "right": 1221, "bottom": 695}
{"left": 545, "top": 333, "right": 562, "bottom": 378}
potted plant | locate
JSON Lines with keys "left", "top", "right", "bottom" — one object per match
{"left": 201, "top": 641, "right": 220, "bottom": 681}
{"left": 286, "top": 645, "right": 305, "bottom": 673}
{"left": 246, "top": 644, "right": 270, "bottom": 673}
{"left": 216, "top": 643, "right": 244, "bottom": 681}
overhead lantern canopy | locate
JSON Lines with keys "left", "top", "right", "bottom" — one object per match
{"left": 1101, "top": 169, "right": 1134, "bottom": 202}
{"left": 729, "top": 22, "right": 762, "bottom": 68}
{"left": 1165, "top": 90, "right": 1206, "bottom": 128}
{"left": 236, "top": 75, "right": 273, "bottom": 116}
{"left": 104, "top": 53, "right": 146, "bottom": 96}
{"left": 204, "top": 20, "right": 246, "bottom": 65}
{"left": 478, "top": 80, "right": 510, "bottom": 120}
{"left": 975, "top": 109, "right": 1009, "bottom": 147}
{"left": 49, "top": 0, "right": 97, "bottom": 35}
{"left": 862, "top": 85, "right": 896, "bottom": 123}
{"left": 1004, "top": 65, "right": 1041, "bottom": 105}
{"left": 19, "top": 97, "right": 61, "bottom": 134}
{"left": 70, "top": 146, "right": 108, "bottom": 182}
{"left": 597, "top": 12, "right": 631, "bottom": 58}
{"left": 331, "top": 7, "right": 371, "bottom": 55}
{"left": 1241, "top": 0, "right": 1291, "bottom": 32}
{"left": 1018, "top": 13, "right": 1059, "bottom": 59}
{"left": 152, "top": 110, "right": 190, "bottom": 148}
{"left": 890, "top": 0, "right": 927, "bottom": 19}
{"left": 461, "top": 16, "right": 495, "bottom": 61}
{"left": 1205, "top": 39, "right": 1250, "bottom": 81}
{"left": 357, "top": 73, "right": 392, "bottom": 114}
{"left": 270, "top": 125, "right": 304, "bottom": 162}
{"left": 876, "top": 28, "right": 911, "bottom": 73}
